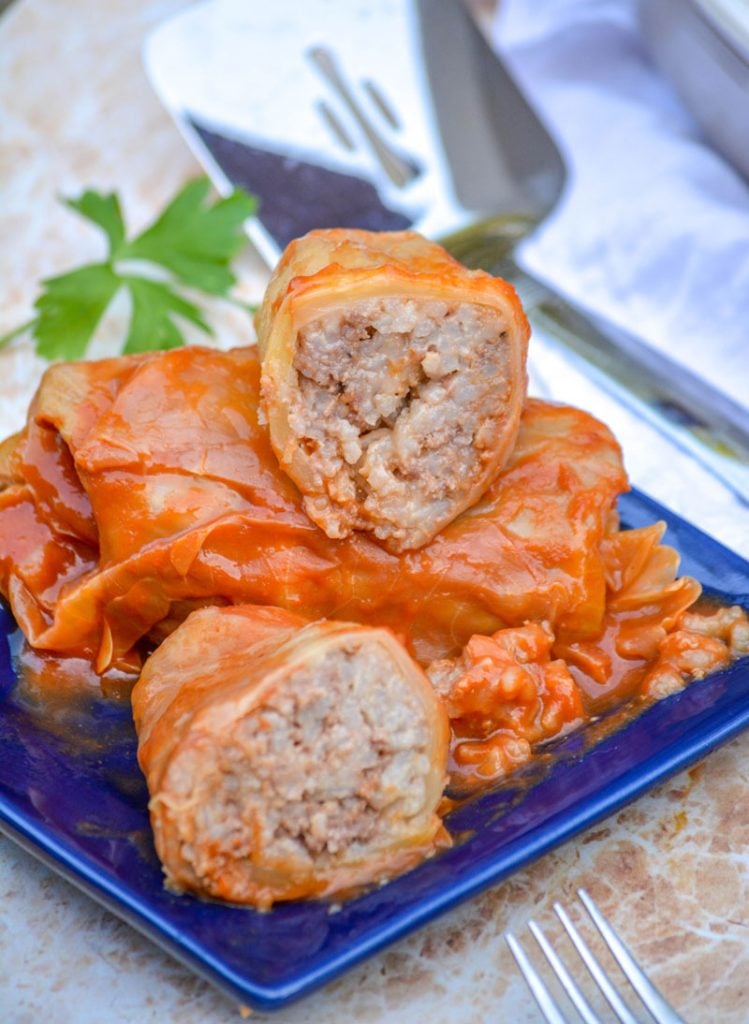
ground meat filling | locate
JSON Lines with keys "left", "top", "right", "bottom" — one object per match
{"left": 290, "top": 297, "right": 514, "bottom": 546}
{"left": 168, "top": 640, "right": 433, "bottom": 885}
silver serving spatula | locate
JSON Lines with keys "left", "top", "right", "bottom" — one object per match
{"left": 419, "top": 0, "right": 749, "bottom": 504}
{"left": 144, "top": 0, "right": 749, "bottom": 502}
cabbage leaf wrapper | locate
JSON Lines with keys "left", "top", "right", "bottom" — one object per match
{"left": 0, "top": 344, "right": 629, "bottom": 673}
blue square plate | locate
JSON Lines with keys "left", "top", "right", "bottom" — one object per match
{"left": 1, "top": 489, "right": 748, "bottom": 1012}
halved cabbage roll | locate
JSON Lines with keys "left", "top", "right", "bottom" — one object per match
{"left": 256, "top": 229, "right": 530, "bottom": 551}
{"left": 132, "top": 604, "right": 449, "bottom": 907}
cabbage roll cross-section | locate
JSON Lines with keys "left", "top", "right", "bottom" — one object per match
{"left": 133, "top": 605, "right": 449, "bottom": 908}
{"left": 256, "top": 229, "right": 530, "bottom": 552}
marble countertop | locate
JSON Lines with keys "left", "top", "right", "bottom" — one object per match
{"left": 1, "top": 2, "right": 748, "bottom": 1022}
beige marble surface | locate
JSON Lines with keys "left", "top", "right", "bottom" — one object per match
{"left": 1, "top": 2, "right": 748, "bottom": 1022}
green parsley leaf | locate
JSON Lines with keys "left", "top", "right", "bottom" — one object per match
{"left": 34, "top": 264, "right": 121, "bottom": 361}
{"left": 64, "top": 191, "right": 126, "bottom": 257}
{"left": 122, "top": 276, "right": 212, "bottom": 354}
{"left": 121, "top": 179, "right": 257, "bottom": 295}
{"left": 0, "top": 177, "right": 257, "bottom": 361}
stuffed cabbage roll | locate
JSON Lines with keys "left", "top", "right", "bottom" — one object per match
{"left": 255, "top": 229, "right": 530, "bottom": 551}
{"left": 0, "top": 346, "right": 630, "bottom": 672}
{"left": 0, "top": 344, "right": 629, "bottom": 674}
{"left": 132, "top": 604, "right": 449, "bottom": 907}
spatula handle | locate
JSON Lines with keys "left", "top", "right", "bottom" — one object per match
{"left": 442, "top": 214, "right": 749, "bottom": 503}
{"left": 517, "top": 269, "right": 749, "bottom": 506}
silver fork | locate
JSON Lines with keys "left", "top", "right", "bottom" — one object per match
{"left": 506, "top": 889, "right": 686, "bottom": 1024}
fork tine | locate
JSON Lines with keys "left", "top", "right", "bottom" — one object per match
{"left": 578, "top": 890, "right": 687, "bottom": 1024}
{"left": 529, "top": 920, "right": 602, "bottom": 1024}
{"left": 554, "top": 902, "right": 640, "bottom": 1024}
{"left": 506, "top": 932, "right": 570, "bottom": 1024}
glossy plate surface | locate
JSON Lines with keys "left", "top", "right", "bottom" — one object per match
{"left": 1, "top": 489, "right": 748, "bottom": 1012}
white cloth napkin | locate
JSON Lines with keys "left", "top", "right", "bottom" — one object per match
{"left": 491, "top": 0, "right": 749, "bottom": 558}
{"left": 493, "top": 0, "right": 749, "bottom": 413}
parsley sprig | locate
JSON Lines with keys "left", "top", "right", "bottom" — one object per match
{"left": 0, "top": 178, "right": 257, "bottom": 359}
